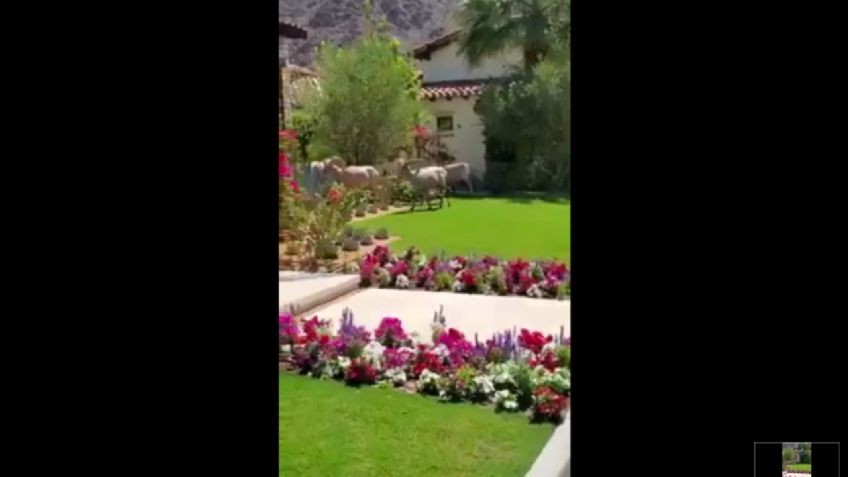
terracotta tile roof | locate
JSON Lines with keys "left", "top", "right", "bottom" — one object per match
{"left": 420, "top": 80, "right": 487, "bottom": 100}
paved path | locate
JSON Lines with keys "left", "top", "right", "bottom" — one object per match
{"left": 310, "top": 288, "right": 570, "bottom": 341}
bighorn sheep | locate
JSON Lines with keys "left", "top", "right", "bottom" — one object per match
{"left": 323, "top": 157, "right": 381, "bottom": 190}
{"left": 442, "top": 162, "right": 474, "bottom": 193}
{"left": 398, "top": 159, "right": 451, "bottom": 211}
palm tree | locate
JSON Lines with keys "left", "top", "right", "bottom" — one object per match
{"left": 456, "top": 0, "right": 570, "bottom": 70}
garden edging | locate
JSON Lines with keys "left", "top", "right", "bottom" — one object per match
{"left": 525, "top": 407, "right": 570, "bottom": 477}
{"left": 279, "top": 272, "right": 360, "bottom": 315}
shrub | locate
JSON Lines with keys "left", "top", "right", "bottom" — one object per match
{"left": 306, "top": 20, "right": 424, "bottom": 166}
{"left": 342, "top": 237, "right": 360, "bottom": 252}
{"left": 556, "top": 345, "right": 571, "bottom": 369}
{"left": 355, "top": 202, "right": 367, "bottom": 217}
{"left": 368, "top": 204, "right": 379, "bottom": 214}
{"left": 360, "top": 234, "right": 374, "bottom": 246}
{"left": 315, "top": 238, "right": 338, "bottom": 259}
{"left": 434, "top": 271, "right": 454, "bottom": 291}
{"left": 284, "top": 242, "right": 301, "bottom": 256}
{"left": 531, "top": 386, "right": 568, "bottom": 422}
{"left": 391, "top": 180, "right": 416, "bottom": 204}
{"left": 375, "top": 227, "right": 389, "bottom": 240}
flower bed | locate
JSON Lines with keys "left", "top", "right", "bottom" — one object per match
{"left": 357, "top": 246, "right": 570, "bottom": 299}
{"left": 280, "top": 308, "right": 571, "bottom": 423}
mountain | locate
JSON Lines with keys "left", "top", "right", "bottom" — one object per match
{"left": 280, "top": 0, "right": 461, "bottom": 67}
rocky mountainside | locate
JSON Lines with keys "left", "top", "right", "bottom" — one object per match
{"left": 280, "top": 0, "right": 461, "bottom": 67}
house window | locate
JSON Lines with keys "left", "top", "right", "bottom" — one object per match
{"left": 437, "top": 116, "right": 453, "bottom": 132}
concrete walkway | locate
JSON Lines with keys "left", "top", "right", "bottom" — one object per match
{"left": 310, "top": 288, "right": 570, "bottom": 341}
{"left": 279, "top": 271, "right": 359, "bottom": 316}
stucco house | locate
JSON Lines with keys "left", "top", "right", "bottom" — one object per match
{"left": 412, "top": 30, "right": 521, "bottom": 185}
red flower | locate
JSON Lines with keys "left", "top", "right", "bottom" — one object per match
{"left": 533, "top": 386, "right": 568, "bottom": 419}
{"left": 412, "top": 351, "right": 445, "bottom": 377}
{"left": 289, "top": 179, "right": 300, "bottom": 193}
{"left": 327, "top": 188, "right": 342, "bottom": 203}
{"left": 532, "top": 350, "right": 559, "bottom": 372}
{"left": 518, "top": 329, "right": 553, "bottom": 354}
{"left": 459, "top": 269, "right": 477, "bottom": 288}
{"left": 345, "top": 358, "right": 377, "bottom": 385}
{"left": 412, "top": 126, "right": 429, "bottom": 137}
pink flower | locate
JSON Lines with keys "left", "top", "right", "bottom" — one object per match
{"left": 279, "top": 129, "right": 298, "bottom": 141}
{"left": 279, "top": 153, "right": 292, "bottom": 177}
{"left": 375, "top": 317, "right": 408, "bottom": 348}
{"left": 390, "top": 260, "right": 409, "bottom": 277}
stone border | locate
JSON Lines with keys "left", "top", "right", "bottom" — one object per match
{"left": 279, "top": 274, "right": 360, "bottom": 316}
{"left": 358, "top": 285, "right": 571, "bottom": 302}
{"left": 525, "top": 408, "right": 570, "bottom": 477}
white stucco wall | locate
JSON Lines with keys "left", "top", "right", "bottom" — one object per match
{"left": 423, "top": 97, "right": 486, "bottom": 181}
{"left": 418, "top": 42, "right": 522, "bottom": 83}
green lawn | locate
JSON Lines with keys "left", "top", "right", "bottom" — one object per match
{"left": 787, "top": 463, "right": 812, "bottom": 471}
{"left": 279, "top": 373, "right": 553, "bottom": 477}
{"left": 356, "top": 196, "right": 570, "bottom": 263}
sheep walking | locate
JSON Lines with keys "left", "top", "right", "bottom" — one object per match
{"left": 443, "top": 162, "right": 473, "bottom": 193}
{"left": 323, "top": 157, "right": 381, "bottom": 190}
{"left": 398, "top": 160, "right": 451, "bottom": 211}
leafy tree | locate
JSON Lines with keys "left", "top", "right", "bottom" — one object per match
{"left": 456, "top": 0, "right": 570, "bottom": 70}
{"left": 306, "top": 2, "right": 424, "bottom": 165}
{"left": 798, "top": 443, "right": 812, "bottom": 464}
{"left": 477, "top": 41, "right": 570, "bottom": 192}
{"left": 783, "top": 447, "right": 796, "bottom": 463}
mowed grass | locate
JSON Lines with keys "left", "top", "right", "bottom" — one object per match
{"left": 279, "top": 373, "right": 553, "bottom": 477}
{"left": 357, "top": 197, "right": 570, "bottom": 263}
{"left": 787, "top": 463, "right": 812, "bottom": 471}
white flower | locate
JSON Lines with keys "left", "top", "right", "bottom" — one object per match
{"left": 527, "top": 284, "right": 543, "bottom": 298}
{"left": 280, "top": 344, "right": 292, "bottom": 354}
{"left": 337, "top": 356, "right": 351, "bottom": 370}
{"left": 448, "top": 259, "right": 461, "bottom": 270}
{"left": 431, "top": 343, "right": 449, "bottom": 358}
{"left": 473, "top": 375, "right": 495, "bottom": 395}
{"left": 385, "top": 368, "right": 407, "bottom": 385}
{"left": 396, "top": 274, "right": 410, "bottom": 289}
{"left": 503, "top": 400, "right": 518, "bottom": 410}
{"left": 541, "top": 342, "right": 557, "bottom": 355}
{"left": 452, "top": 280, "right": 464, "bottom": 292}
{"left": 363, "top": 341, "right": 385, "bottom": 367}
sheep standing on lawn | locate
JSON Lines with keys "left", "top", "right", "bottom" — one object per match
{"left": 398, "top": 159, "right": 451, "bottom": 211}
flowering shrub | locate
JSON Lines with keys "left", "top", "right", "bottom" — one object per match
{"left": 345, "top": 358, "right": 377, "bottom": 386}
{"left": 358, "top": 247, "right": 570, "bottom": 299}
{"left": 279, "top": 308, "right": 570, "bottom": 424}
{"left": 531, "top": 386, "right": 568, "bottom": 422}
{"left": 279, "top": 313, "right": 300, "bottom": 345}
{"left": 374, "top": 316, "right": 407, "bottom": 348}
